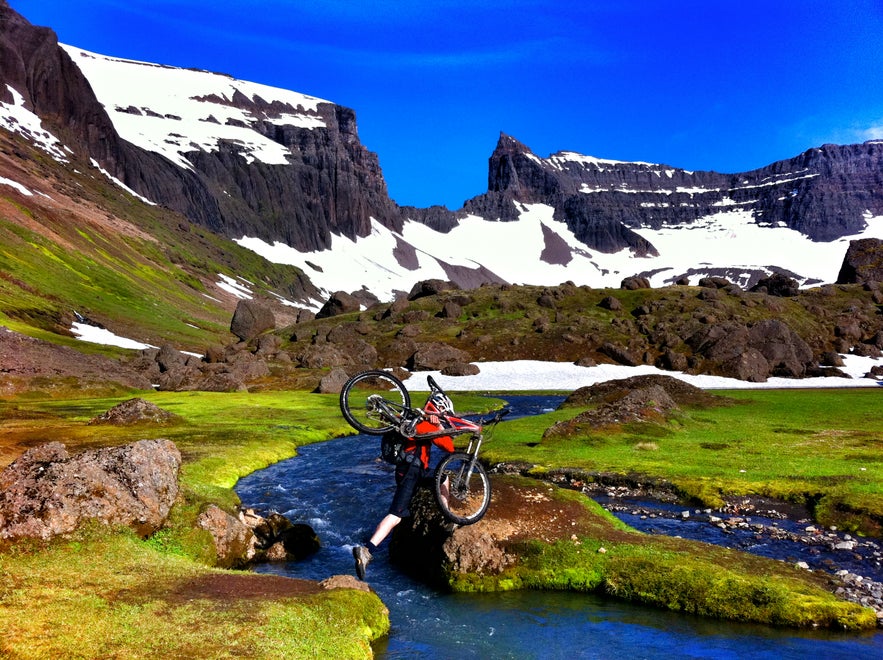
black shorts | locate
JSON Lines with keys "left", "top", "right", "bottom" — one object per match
{"left": 388, "top": 460, "right": 431, "bottom": 518}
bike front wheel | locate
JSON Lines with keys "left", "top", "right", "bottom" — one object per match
{"left": 433, "top": 452, "right": 491, "bottom": 525}
{"left": 340, "top": 370, "right": 411, "bottom": 435}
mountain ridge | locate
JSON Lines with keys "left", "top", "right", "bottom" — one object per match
{"left": 2, "top": 0, "right": 883, "bottom": 377}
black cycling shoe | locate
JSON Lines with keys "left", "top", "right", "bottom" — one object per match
{"left": 353, "top": 545, "right": 372, "bottom": 580}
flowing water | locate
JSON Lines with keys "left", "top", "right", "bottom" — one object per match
{"left": 235, "top": 395, "right": 883, "bottom": 658}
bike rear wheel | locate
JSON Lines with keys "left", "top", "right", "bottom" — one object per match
{"left": 340, "top": 370, "right": 411, "bottom": 435}
{"left": 433, "top": 452, "right": 491, "bottom": 525}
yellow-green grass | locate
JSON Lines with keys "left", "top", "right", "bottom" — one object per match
{"left": 482, "top": 388, "right": 883, "bottom": 533}
{"left": 0, "top": 524, "right": 388, "bottom": 659}
{"left": 0, "top": 391, "right": 390, "bottom": 658}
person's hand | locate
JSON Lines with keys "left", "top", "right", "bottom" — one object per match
{"left": 426, "top": 414, "right": 440, "bottom": 425}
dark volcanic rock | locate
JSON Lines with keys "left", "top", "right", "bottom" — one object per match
{"left": 0, "top": 439, "right": 181, "bottom": 540}
{"left": 466, "top": 132, "right": 883, "bottom": 259}
{"left": 837, "top": 238, "right": 883, "bottom": 284}
{"left": 315, "top": 291, "right": 361, "bottom": 319}
{"left": 750, "top": 273, "right": 800, "bottom": 297}
{"left": 230, "top": 299, "right": 276, "bottom": 341}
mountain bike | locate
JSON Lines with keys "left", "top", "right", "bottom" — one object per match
{"left": 339, "top": 369, "right": 509, "bottom": 525}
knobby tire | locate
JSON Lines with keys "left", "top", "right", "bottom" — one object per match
{"left": 433, "top": 452, "right": 491, "bottom": 525}
{"left": 339, "top": 370, "right": 411, "bottom": 435}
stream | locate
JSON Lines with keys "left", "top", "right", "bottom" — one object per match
{"left": 235, "top": 395, "right": 883, "bottom": 658}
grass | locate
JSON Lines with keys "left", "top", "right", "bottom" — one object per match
{"left": 482, "top": 388, "right": 883, "bottom": 534}
{"left": 446, "top": 480, "right": 876, "bottom": 630}
{"left": 1, "top": 386, "right": 881, "bottom": 653}
{"left": 0, "top": 524, "right": 388, "bottom": 659}
{"left": 0, "top": 391, "right": 390, "bottom": 658}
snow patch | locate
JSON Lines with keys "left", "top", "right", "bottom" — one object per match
{"left": 71, "top": 322, "right": 157, "bottom": 350}
{"left": 0, "top": 85, "right": 72, "bottom": 162}
{"left": 402, "top": 356, "right": 882, "bottom": 392}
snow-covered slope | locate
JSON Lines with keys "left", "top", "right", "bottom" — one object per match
{"left": 61, "top": 45, "right": 328, "bottom": 169}
{"left": 238, "top": 204, "right": 883, "bottom": 310}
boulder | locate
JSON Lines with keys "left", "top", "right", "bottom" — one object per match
{"left": 230, "top": 299, "right": 276, "bottom": 341}
{"left": 407, "top": 342, "right": 472, "bottom": 371}
{"left": 89, "top": 398, "right": 181, "bottom": 425}
{"left": 155, "top": 343, "right": 187, "bottom": 373}
{"left": 441, "top": 362, "right": 481, "bottom": 377}
{"left": 408, "top": 279, "right": 458, "bottom": 300}
{"left": 315, "top": 291, "right": 361, "bottom": 319}
{"left": 197, "top": 504, "right": 256, "bottom": 568}
{"left": 688, "top": 319, "right": 814, "bottom": 381}
{"left": 316, "top": 367, "right": 350, "bottom": 393}
{"left": 750, "top": 272, "right": 800, "bottom": 297}
{"left": 0, "top": 439, "right": 181, "bottom": 540}
{"left": 836, "top": 238, "right": 883, "bottom": 284}
{"left": 620, "top": 276, "right": 651, "bottom": 290}
{"left": 437, "top": 301, "right": 463, "bottom": 318}
{"left": 598, "top": 296, "right": 623, "bottom": 311}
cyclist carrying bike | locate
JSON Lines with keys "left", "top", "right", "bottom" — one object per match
{"left": 353, "top": 390, "right": 455, "bottom": 580}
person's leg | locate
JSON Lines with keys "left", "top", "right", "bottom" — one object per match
{"left": 368, "top": 513, "right": 402, "bottom": 548}
{"left": 354, "top": 463, "right": 421, "bottom": 579}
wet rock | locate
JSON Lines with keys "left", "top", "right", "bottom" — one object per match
{"left": 244, "top": 510, "right": 320, "bottom": 562}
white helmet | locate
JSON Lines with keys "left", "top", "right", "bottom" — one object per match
{"left": 426, "top": 391, "right": 454, "bottom": 415}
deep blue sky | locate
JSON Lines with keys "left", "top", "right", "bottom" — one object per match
{"left": 11, "top": 0, "right": 883, "bottom": 210}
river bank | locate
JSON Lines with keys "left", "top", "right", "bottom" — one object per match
{"left": 526, "top": 468, "right": 883, "bottom": 625}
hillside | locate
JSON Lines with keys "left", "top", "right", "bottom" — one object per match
{"left": 1, "top": 0, "right": 883, "bottom": 395}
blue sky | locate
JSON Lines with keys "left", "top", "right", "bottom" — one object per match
{"left": 11, "top": 0, "right": 883, "bottom": 210}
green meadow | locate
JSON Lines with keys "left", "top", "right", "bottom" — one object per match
{"left": 1, "top": 386, "right": 881, "bottom": 657}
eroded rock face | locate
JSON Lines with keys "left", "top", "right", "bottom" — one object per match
{"left": 0, "top": 439, "right": 181, "bottom": 540}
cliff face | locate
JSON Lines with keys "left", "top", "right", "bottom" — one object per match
{"left": 0, "top": 1, "right": 400, "bottom": 253}
{"left": 465, "top": 133, "right": 883, "bottom": 253}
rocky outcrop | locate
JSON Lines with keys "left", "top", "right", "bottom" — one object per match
{"left": 127, "top": 341, "right": 277, "bottom": 392}
{"left": 89, "top": 398, "right": 182, "bottom": 425}
{"left": 687, "top": 318, "right": 814, "bottom": 382}
{"left": 0, "top": 439, "right": 181, "bottom": 540}
{"left": 837, "top": 238, "right": 883, "bottom": 284}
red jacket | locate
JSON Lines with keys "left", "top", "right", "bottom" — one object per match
{"left": 403, "top": 417, "right": 454, "bottom": 469}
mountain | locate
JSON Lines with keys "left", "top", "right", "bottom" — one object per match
{"left": 2, "top": 0, "right": 883, "bottom": 393}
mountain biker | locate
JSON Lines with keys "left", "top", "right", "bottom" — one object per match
{"left": 353, "top": 390, "right": 455, "bottom": 580}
